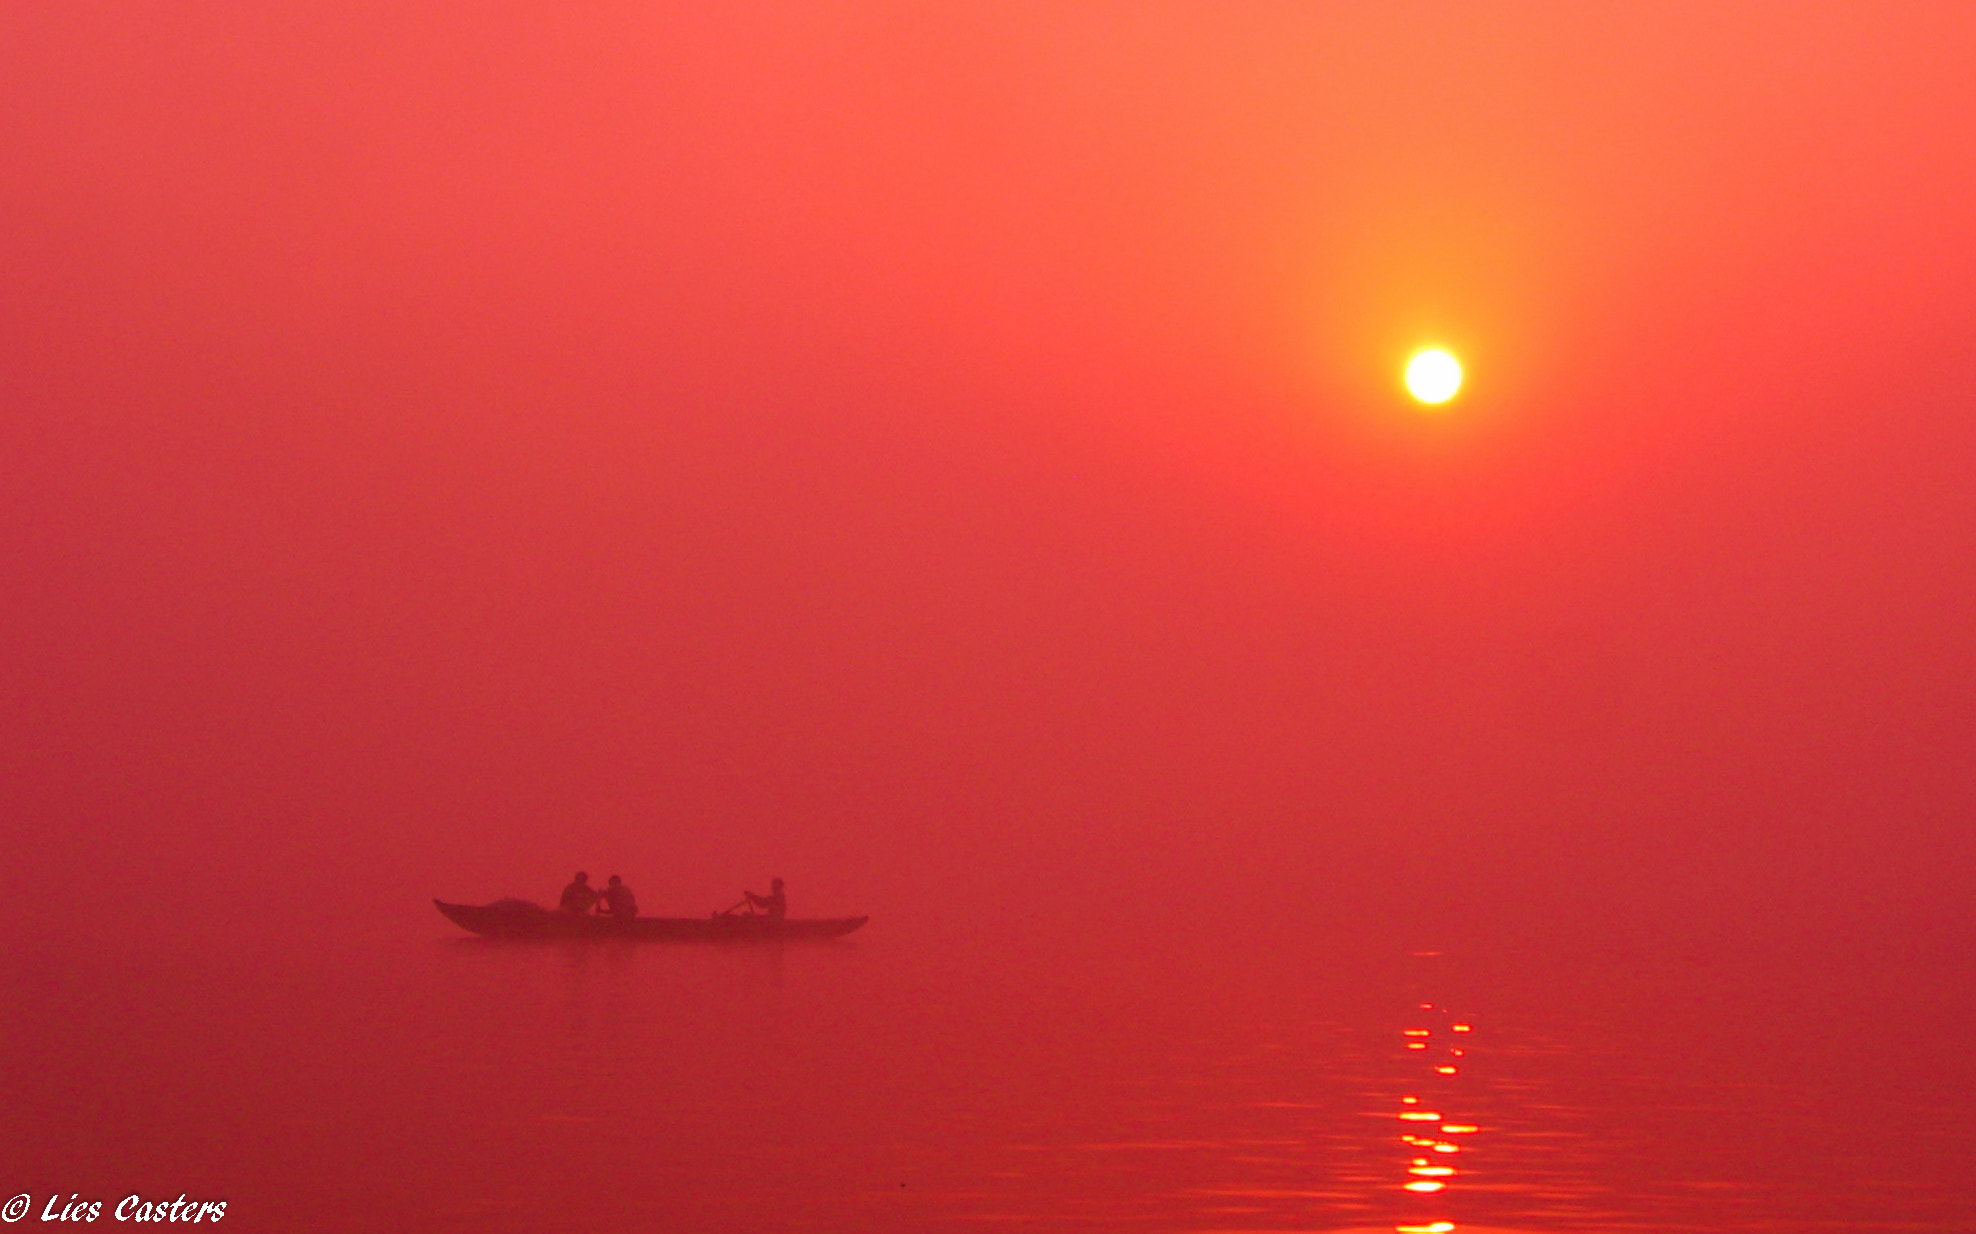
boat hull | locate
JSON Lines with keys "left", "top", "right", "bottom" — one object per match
{"left": 435, "top": 899, "right": 867, "bottom": 942}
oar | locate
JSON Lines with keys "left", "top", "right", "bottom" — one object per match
{"left": 715, "top": 897, "right": 749, "bottom": 918}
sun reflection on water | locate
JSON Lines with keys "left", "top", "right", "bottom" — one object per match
{"left": 1390, "top": 978, "right": 1481, "bottom": 1234}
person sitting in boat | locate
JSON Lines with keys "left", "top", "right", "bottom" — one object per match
{"left": 558, "top": 871, "right": 599, "bottom": 914}
{"left": 743, "top": 878, "right": 786, "bottom": 921}
{"left": 600, "top": 874, "right": 639, "bottom": 918}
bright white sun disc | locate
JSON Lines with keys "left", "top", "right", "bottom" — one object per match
{"left": 1405, "top": 349, "right": 1462, "bottom": 404}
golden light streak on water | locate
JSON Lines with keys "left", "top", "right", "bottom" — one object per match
{"left": 1391, "top": 969, "right": 1479, "bottom": 1234}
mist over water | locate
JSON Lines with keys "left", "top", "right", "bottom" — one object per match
{"left": 7, "top": 911, "right": 1972, "bottom": 1231}
{"left": 7, "top": 2, "right": 1976, "bottom": 1228}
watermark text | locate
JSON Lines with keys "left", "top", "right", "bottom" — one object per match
{"left": 2, "top": 1194, "right": 227, "bottom": 1223}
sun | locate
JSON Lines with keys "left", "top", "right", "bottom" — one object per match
{"left": 1404, "top": 349, "right": 1463, "bottom": 405}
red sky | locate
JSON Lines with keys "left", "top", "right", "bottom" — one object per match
{"left": 4, "top": 2, "right": 1974, "bottom": 942}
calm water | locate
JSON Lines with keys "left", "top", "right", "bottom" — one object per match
{"left": 6, "top": 916, "right": 1972, "bottom": 1232}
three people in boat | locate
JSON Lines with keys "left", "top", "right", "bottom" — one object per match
{"left": 743, "top": 877, "right": 787, "bottom": 921}
{"left": 558, "top": 871, "right": 785, "bottom": 921}
{"left": 559, "top": 870, "right": 638, "bottom": 918}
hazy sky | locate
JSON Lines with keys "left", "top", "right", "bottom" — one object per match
{"left": 5, "top": 2, "right": 1973, "bottom": 941}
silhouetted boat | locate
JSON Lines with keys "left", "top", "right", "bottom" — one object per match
{"left": 434, "top": 898, "right": 868, "bottom": 941}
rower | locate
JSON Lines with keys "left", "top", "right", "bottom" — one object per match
{"left": 558, "top": 871, "right": 599, "bottom": 914}
{"left": 600, "top": 874, "right": 639, "bottom": 918}
{"left": 743, "top": 878, "right": 786, "bottom": 921}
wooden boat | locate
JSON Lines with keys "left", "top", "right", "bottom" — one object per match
{"left": 434, "top": 898, "right": 867, "bottom": 941}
